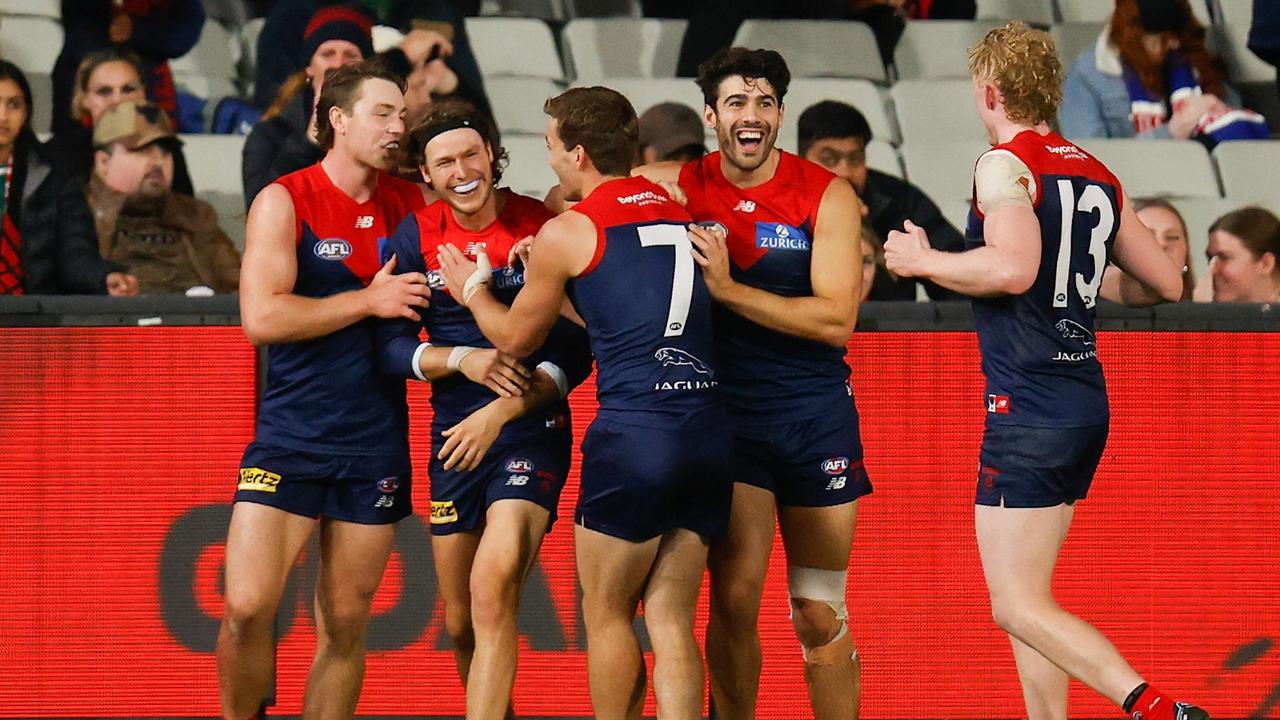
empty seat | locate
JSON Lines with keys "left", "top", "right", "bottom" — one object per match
{"left": 900, "top": 140, "right": 990, "bottom": 205}
{"left": 1051, "top": 22, "right": 1104, "bottom": 67}
{"left": 891, "top": 79, "right": 989, "bottom": 144}
{"left": 1076, "top": 138, "right": 1220, "bottom": 198}
{"left": 171, "top": 22, "right": 238, "bottom": 80}
{"left": 466, "top": 17, "right": 563, "bottom": 79}
{"left": 866, "top": 138, "right": 903, "bottom": 178}
{"left": 975, "top": 0, "right": 1055, "bottom": 25}
{"left": 779, "top": 78, "right": 898, "bottom": 151}
{"left": 561, "top": 18, "right": 686, "bottom": 80}
{"left": 175, "top": 75, "right": 239, "bottom": 102}
{"left": 0, "top": 15, "right": 62, "bottom": 74}
{"left": 0, "top": 0, "right": 58, "bottom": 18}
{"left": 1213, "top": 0, "right": 1252, "bottom": 24}
{"left": 486, "top": 77, "right": 565, "bottom": 135}
{"left": 27, "top": 71, "right": 51, "bottom": 134}
{"left": 1214, "top": 23, "right": 1275, "bottom": 83}
{"left": 180, "top": 134, "right": 247, "bottom": 250}
{"left": 1213, "top": 140, "right": 1280, "bottom": 203}
{"left": 238, "top": 17, "right": 266, "bottom": 91}
{"left": 895, "top": 20, "right": 1008, "bottom": 80}
{"left": 732, "top": 20, "right": 886, "bottom": 83}
{"left": 1054, "top": 1, "right": 1111, "bottom": 23}
{"left": 579, "top": 77, "right": 707, "bottom": 119}
{"left": 500, "top": 134, "right": 559, "bottom": 198}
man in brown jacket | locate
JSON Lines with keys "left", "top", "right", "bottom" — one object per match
{"left": 87, "top": 101, "right": 240, "bottom": 294}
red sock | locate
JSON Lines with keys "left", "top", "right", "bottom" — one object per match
{"left": 1127, "top": 684, "right": 1177, "bottom": 720}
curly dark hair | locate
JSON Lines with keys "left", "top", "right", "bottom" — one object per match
{"left": 695, "top": 47, "right": 791, "bottom": 110}
{"left": 403, "top": 99, "right": 507, "bottom": 185}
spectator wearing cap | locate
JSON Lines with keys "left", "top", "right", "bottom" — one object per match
{"left": 0, "top": 60, "right": 137, "bottom": 296}
{"left": 637, "top": 102, "right": 707, "bottom": 165}
{"left": 88, "top": 102, "right": 240, "bottom": 294}
{"left": 798, "top": 100, "right": 963, "bottom": 301}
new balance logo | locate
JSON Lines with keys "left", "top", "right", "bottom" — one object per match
{"left": 355, "top": 215, "right": 374, "bottom": 229}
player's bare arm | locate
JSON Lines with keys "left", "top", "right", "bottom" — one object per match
{"left": 413, "top": 346, "right": 532, "bottom": 397}
{"left": 689, "top": 177, "right": 862, "bottom": 347}
{"left": 438, "top": 212, "right": 593, "bottom": 357}
{"left": 240, "top": 184, "right": 431, "bottom": 345}
{"left": 436, "top": 367, "right": 567, "bottom": 472}
{"left": 1103, "top": 193, "right": 1183, "bottom": 307}
{"left": 887, "top": 151, "right": 1041, "bottom": 298}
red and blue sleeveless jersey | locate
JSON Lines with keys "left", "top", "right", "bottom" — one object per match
{"left": 965, "top": 130, "right": 1122, "bottom": 427}
{"left": 679, "top": 150, "right": 850, "bottom": 420}
{"left": 567, "top": 177, "right": 719, "bottom": 421}
{"left": 255, "top": 163, "right": 426, "bottom": 456}
{"left": 377, "top": 190, "right": 592, "bottom": 436}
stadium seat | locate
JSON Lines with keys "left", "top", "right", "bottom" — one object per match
{"left": 731, "top": 20, "right": 887, "bottom": 83}
{"left": 466, "top": 17, "right": 564, "bottom": 79}
{"left": 0, "top": 0, "right": 58, "bottom": 18}
{"left": 485, "top": 0, "right": 639, "bottom": 21}
{"left": 866, "top": 138, "right": 903, "bottom": 178}
{"left": 1050, "top": 22, "right": 1104, "bottom": 68}
{"left": 779, "top": 78, "right": 898, "bottom": 150}
{"left": 560, "top": 18, "right": 687, "bottom": 80}
{"left": 27, "top": 71, "right": 51, "bottom": 134}
{"left": 900, "top": 140, "right": 990, "bottom": 204}
{"left": 500, "top": 134, "right": 560, "bottom": 198}
{"left": 180, "top": 134, "right": 247, "bottom": 250}
{"left": 238, "top": 17, "right": 265, "bottom": 93}
{"left": 1075, "top": 139, "right": 1220, "bottom": 198}
{"left": 486, "top": 77, "right": 564, "bottom": 135}
{"left": 175, "top": 75, "right": 239, "bottom": 104}
{"left": 894, "top": 20, "right": 1008, "bottom": 80}
{"left": 1215, "top": 23, "right": 1275, "bottom": 83}
{"left": 1213, "top": 140, "right": 1280, "bottom": 203}
{"left": 170, "top": 22, "right": 239, "bottom": 82}
{"left": 890, "top": 79, "right": 989, "bottom": 144}
{"left": 0, "top": 15, "right": 62, "bottom": 74}
{"left": 577, "top": 77, "right": 707, "bottom": 121}
{"left": 975, "top": 0, "right": 1055, "bottom": 26}
{"left": 1213, "top": 0, "right": 1252, "bottom": 24}
{"left": 1053, "top": 1, "right": 1110, "bottom": 23}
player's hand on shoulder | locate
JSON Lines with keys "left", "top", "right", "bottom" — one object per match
{"left": 438, "top": 403, "right": 510, "bottom": 471}
{"left": 458, "top": 348, "right": 531, "bottom": 397}
{"left": 544, "top": 185, "right": 576, "bottom": 214}
{"left": 687, "top": 222, "right": 733, "bottom": 296}
{"left": 656, "top": 179, "right": 688, "bottom": 206}
{"left": 884, "top": 220, "right": 933, "bottom": 278}
{"left": 365, "top": 254, "right": 430, "bottom": 320}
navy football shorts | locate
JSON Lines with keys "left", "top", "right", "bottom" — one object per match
{"left": 576, "top": 409, "right": 733, "bottom": 542}
{"left": 427, "top": 430, "right": 570, "bottom": 536}
{"left": 730, "top": 394, "right": 872, "bottom": 507}
{"left": 975, "top": 423, "right": 1109, "bottom": 508}
{"left": 235, "top": 441, "right": 412, "bottom": 524}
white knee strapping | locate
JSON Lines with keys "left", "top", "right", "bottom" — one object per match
{"left": 787, "top": 565, "right": 849, "bottom": 621}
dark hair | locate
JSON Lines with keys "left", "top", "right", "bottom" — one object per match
{"left": 543, "top": 86, "right": 638, "bottom": 178}
{"left": 72, "top": 47, "right": 144, "bottom": 123}
{"left": 314, "top": 58, "right": 404, "bottom": 150}
{"left": 695, "top": 47, "right": 791, "bottom": 110}
{"left": 404, "top": 99, "right": 507, "bottom": 185}
{"left": 797, "top": 100, "right": 872, "bottom": 156}
{"left": 0, "top": 61, "right": 37, "bottom": 225}
{"left": 1109, "top": 0, "right": 1224, "bottom": 98}
{"left": 1210, "top": 206, "right": 1280, "bottom": 276}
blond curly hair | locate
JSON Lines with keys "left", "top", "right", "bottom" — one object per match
{"left": 968, "top": 21, "right": 1063, "bottom": 127}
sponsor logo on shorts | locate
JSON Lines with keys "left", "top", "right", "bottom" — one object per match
{"left": 355, "top": 215, "right": 374, "bottom": 229}
{"left": 376, "top": 477, "right": 400, "bottom": 493}
{"left": 238, "top": 467, "right": 281, "bottom": 493}
{"left": 507, "top": 458, "right": 534, "bottom": 473}
{"left": 821, "top": 457, "right": 850, "bottom": 475}
{"left": 755, "top": 222, "right": 809, "bottom": 251}
{"left": 507, "top": 474, "right": 529, "bottom": 486}
{"left": 980, "top": 465, "right": 1000, "bottom": 490}
{"left": 545, "top": 412, "right": 567, "bottom": 429}
{"left": 734, "top": 200, "right": 756, "bottom": 213}
{"left": 430, "top": 500, "right": 458, "bottom": 524}
{"left": 987, "top": 394, "right": 1011, "bottom": 414}
{"left": 314, "top": 239, "right": 352, "bottom": 260}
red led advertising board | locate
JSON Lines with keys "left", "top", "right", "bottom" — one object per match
{"left": 0, "top": 327, "right": 1276, "bottom": 718}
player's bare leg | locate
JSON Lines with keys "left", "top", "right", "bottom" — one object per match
{"left": 576, "top": 524, "right": 661, "bottom": 720}
{"left": 975, "top": 504, "right": 1145, "bottom": 707}
{"left": 642, "top": 529, "right": 711, "bottom": 720}
{"left": 466, "top": 499, "right": 552, "bottom": 720}
{"left": 218, "top": 502, "right": 317, "bottom": 720}
{"left": 433, "top": 531, "right": 482, "bottom": 686}
{"left": 301, "top": 519, "right": 396, "bottom": 720}
{"left": 705, "top": 482, "right": 776, "bottom": 720}
{"left": 1002, "top": 505, "right": 1072, "bottom": 720}
{"left": 778, "top": 501, "right": 860, "bottom": 720}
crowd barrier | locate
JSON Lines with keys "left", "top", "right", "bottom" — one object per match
{"left": 1, "top": 297, "right": 1277, "bottom": 719}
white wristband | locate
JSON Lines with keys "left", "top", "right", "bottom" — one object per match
{"left": 536, "top": 361, "right": 570, "bottom": 399}
{"left": 410, "top": 342, "right": 431, "bottom": 382}
{"left": 447, "top": 346, "right": 478, "bottom": 372}
{"left": 461, "top": 246, "right": 493, "bottom": 305}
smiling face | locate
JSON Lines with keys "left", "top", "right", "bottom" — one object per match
{"left": 421, "top": 127, "right": 495, "bottom": 218}
{"left": 1207, "top": 229, "right": 1278, "bottom": 302}
{"left": 706, "top": 75, "right": 782, "bottom": 174}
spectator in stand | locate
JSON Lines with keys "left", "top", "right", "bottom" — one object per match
{"left": 636, "top": 102, "right": 707, "bottom": 164}
{"left": 88, "top": 102, "right": 239, "bottom": 295}
{"left": 1205, "top": 206, "right": 1280, "bottom": 303}
{"left": 858, "top": 221, "right": 882, "bottom": 303}
{"left": 1101, "top": 197, "right": 1197, "bottom": 303}
{"left": 798, "top": 100, "right": 963, "bottom": 300}
{"left": 254, "top": 0, "right": 488, "bottom": 115}
{"left": 0, "top": 61, "right": 137, "bottom": 296}
{"left": 51, "top": 0, "right": 205, "bottom": 137}
{"left": 47, "top": 48, "right": 195, "bottom": 196}
{"left": 1060, "top": 0, "right": 1268, "bottom": 144}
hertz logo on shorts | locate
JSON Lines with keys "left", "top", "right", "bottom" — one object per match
{"left": 238, "top": 467, "right": 282, "bottom": 493}
{"left": 430, "top": 500, "right": 458, "bottom": 524}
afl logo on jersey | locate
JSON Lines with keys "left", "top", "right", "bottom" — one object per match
{"left": 314, "top": 239, "right": 353, "bottom": 261}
